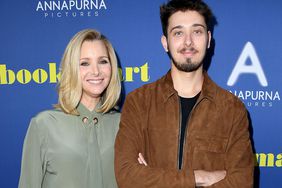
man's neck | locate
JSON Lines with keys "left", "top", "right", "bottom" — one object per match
{"left": 171, "top": 64, "right": 204, "bottom": 98}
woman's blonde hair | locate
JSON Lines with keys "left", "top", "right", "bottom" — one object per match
{"left": 55, "top": 29, "right": 121, "bottom": 115}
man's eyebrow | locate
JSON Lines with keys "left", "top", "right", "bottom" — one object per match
{"left": 169, "top": 24, "right": 207, "bottom": 33}
{"left": 192, "top": 23, "right": 207, "bottom": 29}
{"left": 169, "top": 25, "right": 183, "bottom": 33}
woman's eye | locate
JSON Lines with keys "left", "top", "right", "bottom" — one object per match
{"left": 99, "top": 60, "right": 109, "bottom": 64}
{"left": 80, "top": 61, "right": 89, "bottom": 66}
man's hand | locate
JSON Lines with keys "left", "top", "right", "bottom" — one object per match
{"left": 194, "top": 170, "right": 226, "bottom": 187}
{"left": 138, "top": 153, "right": 148, "bottom": 166}
{"left": 138, "top": 153, "right": 226, "bottom": 187}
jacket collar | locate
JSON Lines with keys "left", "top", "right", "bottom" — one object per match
{"left": 160, "top": 70, "right": 217, "bottom": 102}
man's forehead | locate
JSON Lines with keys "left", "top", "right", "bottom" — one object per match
{"left": 168, "top": 10, "right": 206, "bottom": 28}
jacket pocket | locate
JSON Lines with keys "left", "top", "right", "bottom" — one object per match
{"left": 191, "top": 136, "right": 228, "bottom": 170}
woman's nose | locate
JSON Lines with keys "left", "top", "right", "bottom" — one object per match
{"left": 91, "top": 63, "right": 100, "bottom": 76}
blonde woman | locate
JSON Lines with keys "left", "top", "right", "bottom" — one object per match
{"left": 19, "top": 29, "right": 121, "bottom": 188}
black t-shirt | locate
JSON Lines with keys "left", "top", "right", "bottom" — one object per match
{"left": 178, "top": 92, "right": 200, "bottom": 169}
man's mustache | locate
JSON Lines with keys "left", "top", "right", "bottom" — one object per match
{"left": 178, "top": 47, "right": 198, "bottom": 53}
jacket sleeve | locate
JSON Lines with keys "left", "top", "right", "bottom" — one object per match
{"left": 114, "top": 93, "right": 196, "bottom": 188}
{"left": 210, "top": 104, "right": 254, "bottom": 188}
{"left": 18, "top": 117, "right": 47, "bottom": 188}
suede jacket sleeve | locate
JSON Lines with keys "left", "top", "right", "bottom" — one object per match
{"left": 208, "top": 103, "right": 254, "bottom": 188}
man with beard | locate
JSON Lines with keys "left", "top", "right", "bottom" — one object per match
{"left": 115, "top": 0, "right": 254, "bottom": 187}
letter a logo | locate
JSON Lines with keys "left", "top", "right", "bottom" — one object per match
{"left": 227, "top": 42, "right": 268, "bottom": 87}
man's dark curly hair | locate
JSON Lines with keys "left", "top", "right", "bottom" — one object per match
{"left": 160, "top": 0, "right": 214, "bottom": 37}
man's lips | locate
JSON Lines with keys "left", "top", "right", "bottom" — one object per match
{"left": 179, "top": 48, "right": 198, "bottom": 56}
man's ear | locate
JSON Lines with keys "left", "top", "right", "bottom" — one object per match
{"left": 207, "top": 31, "right": 211, "bottom": 49}
{"left": 161, "top": 35, "right": 168, "bottom": 52}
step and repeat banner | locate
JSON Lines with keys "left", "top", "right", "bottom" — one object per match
{"left": 0, "top": 0, "right": 281, "bottom": 187}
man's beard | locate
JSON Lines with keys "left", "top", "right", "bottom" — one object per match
{"left": 169, "top": 46, "right": 203, "bottom": 72}
{"left": 171, "top": 56, "right": 203, "bottom": 73}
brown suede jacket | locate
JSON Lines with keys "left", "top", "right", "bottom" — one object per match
{"left": 115, "top": 71, "right": 254, "bottom": 188}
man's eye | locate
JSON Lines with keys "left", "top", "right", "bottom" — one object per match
{"left": 193, "top": 29, "right": 204, "bottom": 35}
{"left": 174, "top": 31, "right": 183, "bottom": 36}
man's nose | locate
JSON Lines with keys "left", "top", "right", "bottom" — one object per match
{"left": 184, "top": 33, "right": 193, "bottom": 47}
